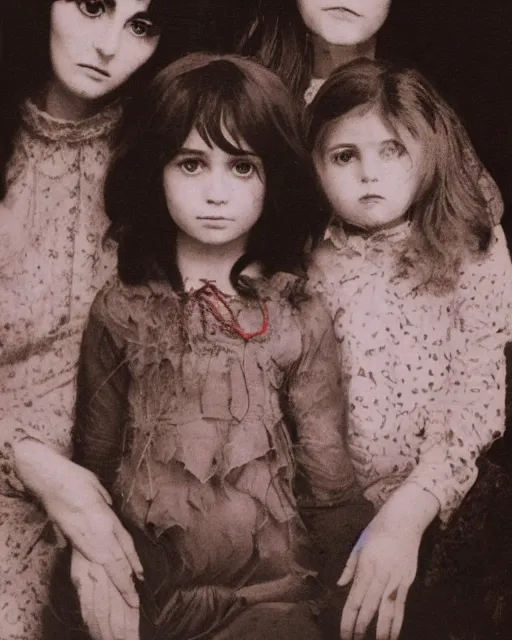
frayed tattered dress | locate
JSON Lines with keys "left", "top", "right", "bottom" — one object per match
{"left": 0, "top": 100, "right": 118, "bottom": 639}
{"left": 48, "top": 274, "right": 368, "bottom": 639}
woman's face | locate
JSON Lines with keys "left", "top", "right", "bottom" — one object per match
{"left": 296, "top": 0, "right": 391, "bottom": 46}
{"left": 50, "top": 0, "right": 160, "bottom": 104}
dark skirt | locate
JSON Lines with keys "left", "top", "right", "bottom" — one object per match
{"left": 43, "top": 499, "right": 373, "bottom": 640}
{"left": 299, "top": 457, "right": 512, "bottom": 640}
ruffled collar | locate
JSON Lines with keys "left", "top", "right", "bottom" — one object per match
{"left": 21, "top": 98, "right": 122, "bottom": 143}
{"left": 139, "top": 270, "right": 303, "bottom": 301}
{"left": 325, "top": 219, "right": 412, "bottom": 254}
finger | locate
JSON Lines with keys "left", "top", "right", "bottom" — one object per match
{"left": 107, "top": 579, "right": 129, "bottom": 640}
{"left": 91, "top": 476, "right": 113, "bottom": 505}
{"left": 375, "top": 585, "right": 399, "bottom": 640}
{"left": 125, "top": 599, "right": 140, "bottom": 640}
{"left": 108, "top": 580, "right": 140, "bottom": 640}
{"left": 114, "top": 523, "right": 144, "bottom": 580}
{"left": 352, "top": 577, "right": 389, "bottom": 640}
{"left": 79, "top": 568, "right": 105, "bottom": 640}
{"left": 340, "top": 570, "right": 373, "bottom": 639}
{"left": 71, "top": 551, "right": 101, "bottom": 640}
{"left": 389, "top": 586, "right": 409, "bottom": 640}
{"left": 93, "top": 566, "right": 115, "bottom": 640}
{"left": 103, "top": 544, "right": 140, "bottom": 608}
{"left": 337, "top": 547, "right": 359, "bottom": 587}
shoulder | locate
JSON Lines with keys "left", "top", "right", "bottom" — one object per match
{"left": 89, "top": 277, "right": 180, "bottom": 342}
{"left": 460, "top": 225, "right": 512, "bottom": 283}
{"left": 253, "top": 271, "right": 333, "bottom": 337}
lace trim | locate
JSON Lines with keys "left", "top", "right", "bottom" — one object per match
{"left": 21, "top": 98, "right": 122, "bottom": 143}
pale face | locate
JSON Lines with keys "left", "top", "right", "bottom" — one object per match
{"left": 163, "top": 128, "right": 266, "bottom": 253}
{"left": 314, "top": 107, "right": 422, "bottom": 231}
{"left": 297, "top": 0, "right": 391, "bottom": 46}
{"left": 49, "top": 0, "right": 160, "bottom": 105}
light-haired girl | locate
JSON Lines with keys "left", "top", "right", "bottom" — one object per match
{"left": 306, "top": 58, "right": 512, "bottom": 640}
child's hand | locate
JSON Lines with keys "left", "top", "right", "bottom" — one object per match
{"left": 14, "top": 439, "right": 143, "bottom": 607}
{"left": 71, "top": 548, "right": 140, "bottom": 640}
{"left": 338, "top": 525, "right": 420, "bottom": 640}
{"left": 337, "top": 483, "right": 439, "bottom": 640}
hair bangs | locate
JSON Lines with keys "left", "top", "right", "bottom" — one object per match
{"left": 193, "top": 102, "right": 251, "bottom": 158}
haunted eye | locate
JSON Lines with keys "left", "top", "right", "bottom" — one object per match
{"left": 129, "top": 19, "right": 158, "bottom": 38}
{"left": 179, "top": 159, "right": 203, "bottom": 174}
{"left": 77, "top": 0, "right": 105, "bottom": 18}
{"left": 381, "top": 140, "right": 407, "bottom": 159}
{"left": 333, "top": 149, "right": 355, "bottom": 164}
{"left": 233, "top": 161, "right": 254, "bottom": 177}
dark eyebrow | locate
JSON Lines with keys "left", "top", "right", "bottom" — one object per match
{"left": 103, "top": 0, "right": 154, "bottom": 18}
{"left": 174, "top": 148, "right": 208, "bottom": 156}
{"left": 325, "top": 142, "right": 356, "bottom": 153}
{"left": 175, "top": 148, "right": 260, "bottom": 158}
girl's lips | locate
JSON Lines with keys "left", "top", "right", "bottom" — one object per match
{"left": 360, "top": 194, "right": 384, "bottom": 202}
{"left": 324, "top": 7, "right": 361, "bottom": 18}
{"left": 78, "top": 64, "right": 110, "bottom": 78}
{"left": 197, "top": 216, "right": 233, "bottom": 221}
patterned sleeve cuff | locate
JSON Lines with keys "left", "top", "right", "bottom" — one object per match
{"left": 405, "top": 462, "right": 478, "bottom": 526}
{"left": 0, "top": 427, "right": 48, "bottom": 496}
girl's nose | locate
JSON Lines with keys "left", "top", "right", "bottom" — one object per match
{"left": 205, "top": 171, "right": 230, "bottom": 205}
{"left": 94, "top": 23, "right": 122, "bottom": 59}
{"left": 360, "top": 154, "right": 380, "bottom": 183}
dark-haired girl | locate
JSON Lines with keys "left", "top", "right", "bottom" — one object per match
{"left": 46, "top": 53, "right": 369, "bottom": 640}
{"left": 0, "top": 1, "right": 200, "bottom": 637}
{"left": 307, "top": 58, "right": 512, "bottom": 640}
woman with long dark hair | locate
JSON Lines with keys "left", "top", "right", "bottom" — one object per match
{"left": 0, "top": 2, "right": 200, "bottom": 637}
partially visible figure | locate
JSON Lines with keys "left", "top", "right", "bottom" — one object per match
{"left": 45, "top": 53, "right": 371, "bottom": 640}
{"left": 232, "top": 0, "right": 503, "bottom": 225}
{"left": 306, "top": 58, "right": 512, "bottom": 640}
{"left": 0, "top": 1, "right": 200, "bottom": 638}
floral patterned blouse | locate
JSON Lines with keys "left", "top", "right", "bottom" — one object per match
{"left": 0, "top": 99, "right": 119, "bottom": 490}
{"left": 0, "top": 99, "right": 119, "bottom": 639}
{"left": 71, "top": 274, "right": 364, "bottom": 638}
{"left": 308, "top": 221, "right": 512, "bottom": 523}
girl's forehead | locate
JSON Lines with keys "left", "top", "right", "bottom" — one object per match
{"left": 319, "top": 106, "right": 418, "bottom": 151}
{"left": 181, "top": 125, "right": 254, "bottom": 154}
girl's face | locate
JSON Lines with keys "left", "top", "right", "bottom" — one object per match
{"left": 314, "top": 107, "right": 422, "bottom": 231}
{"left": 163, "top": 128, "right": 266, "bottom": 251}
{"left": 296, "top": 0, "right": 391, "bottom": 47}
{"left": 50, "top": 0, "right": 160, "bottom": 104}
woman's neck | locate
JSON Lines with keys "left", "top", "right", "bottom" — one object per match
{"left": 176, "top": 232, "right": 250, "bottom": 296}
{"left": 311, "top": 36, "right": 377, "bottom": 79}
{"left": 44, "top": 79, "right": 99, "bottom": 121}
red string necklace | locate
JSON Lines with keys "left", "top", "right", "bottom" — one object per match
{"left": 191, "top": 281, "right": 269, "bottom": 341}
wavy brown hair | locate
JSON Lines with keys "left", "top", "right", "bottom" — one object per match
{"left": 305, "top": 58, "right": 493, "bottom": 293}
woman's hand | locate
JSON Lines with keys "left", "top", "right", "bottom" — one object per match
{"left": 338, "top": 483, "right": 440, "bottom": 640}
{"left": 14, "top": 439, "right": 143, "bottom": 606}
{"left": 71, "top": 549, "right": 140, "bottom": 640}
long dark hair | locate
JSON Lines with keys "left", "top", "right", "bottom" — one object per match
{"left": 306, "top": 58, "right": 493, "bottom": 293}
{"left": 0, "top": 0, "right": 202, "bottom": 200}
{"left": 105, "top": 53, "right": 324, "bottom": 293}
